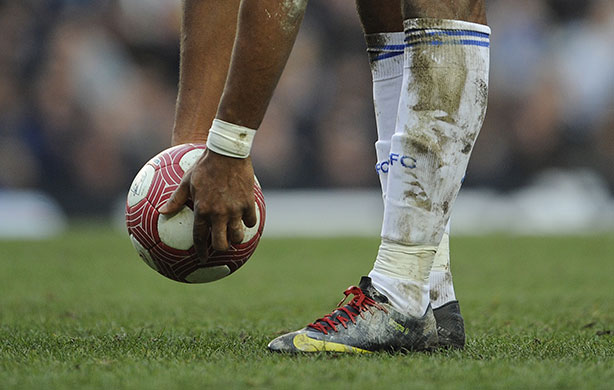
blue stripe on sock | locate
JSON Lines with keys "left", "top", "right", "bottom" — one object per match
{"left": 371, "top": 51, "right": 404, "bottom": 61}
{"left": 458, "top": 39, "right": 490, "bottom": 47}
{"left": 368, "top": 44, "right": 406, "bottom": 51}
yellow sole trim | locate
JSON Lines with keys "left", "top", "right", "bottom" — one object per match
{"left": 292, "top": 333, "right": 372, "bottom": 353}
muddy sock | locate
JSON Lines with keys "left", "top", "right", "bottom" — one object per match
{"left": 371, "top": 19, "right": 490, "bottom": 318}
{"left": 366, "top": 32, "right": 404, "bottom": 199}
{"left": 430, "top": 223, "right": 457, "bottom": 309}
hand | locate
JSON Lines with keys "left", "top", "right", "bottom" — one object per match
{"left": 159, "top": 150, "right": 258, "bottom": 262}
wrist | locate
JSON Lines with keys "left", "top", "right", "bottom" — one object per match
{"left": 171, "top": 125, "right": 208, "bottom": 146}
{"left": 206, "top": 119, "right": 257, "bottom": 159}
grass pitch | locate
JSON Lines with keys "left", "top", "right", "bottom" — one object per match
{"left": 0, "top": 226, "right": 613, "bottom": 389}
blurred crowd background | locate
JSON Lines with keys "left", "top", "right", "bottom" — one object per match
{"left": 1, "top": 0, "right": 613, "bottom": 216}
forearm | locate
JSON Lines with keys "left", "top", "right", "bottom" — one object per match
{"left": 172, "top": 0, "right": 241, "bottom": 145}
{"left": 216, "top": 0, "right": 308, "bottom": 129}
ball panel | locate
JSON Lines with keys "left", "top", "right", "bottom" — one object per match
{"left": 241, "top": 201, "right": 261, "bottom": 243}
{"left": 157, "top": 206, "right": 194, "bottom": 250}
{"left": 128, "top": 225, "right": 156, "bottom": 250}
{"left": 146, "top": 164, "right": 180, "bottom": 209}
{"left": 129, "top": 234, "right": 159, "bottom": 271}
{"left": 241, "top": 183, "right": 266, "bottom": 244}
{"left": 151, "top": 241, "right": 193, "bottom": 263}
{"left": 126, "top": 199, "right": 160, "bottom": 249}
{"left": 173, "top": 256, "right": 200, "bottom": 280}
{"left": 185, "top": 266, "right": 231, "bottom": 283}
{"left": 148, "top": 250, "right": 177, "bottom": 280}
{"left": 149, "top": 242, "right": 196, "bottom": 282}
{"left": 179, "top": 148, "right": 206, "bottom": 173}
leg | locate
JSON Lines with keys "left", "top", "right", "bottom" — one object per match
{"left": 356, "top": 0, "right": 404, "bottom": 200}
{"left": 172, "top": 0, "right": 241, "bottom": 145}
{"left": 402, "top": 0, "right": 486, "bottom": 24}
{"left": 373, "top": 0, "right": 489, "bottom": 347}
{"left": 355, "top": 0, "right": 402, "bottom": 34}
{"left": 382, "top": 0, "right": 489, "bottom": 258}
{"left": 268, "top": 0, "right": 490, "bottom": 353}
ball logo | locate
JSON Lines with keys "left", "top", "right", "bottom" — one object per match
{"left": 130, "top": 170, "right": 149, "bottom": 197}
{"left": 127, "top": 164, "right": 156, "bottom": 207}
{"left": 376, "top": 153, "right": 417, "bottom": 175}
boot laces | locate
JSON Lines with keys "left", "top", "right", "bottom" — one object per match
{"left": 307, "top": 286, "right": 388, "bottom": 335}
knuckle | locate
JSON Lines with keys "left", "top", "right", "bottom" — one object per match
{"left": 194, "top": 202, "right": 218, "bottom": 217}
{"left": 194, "top": 204, "right": 210, "bottom": 216}
{"left": 210, "top": 205, "right": 228, "bottom": 216}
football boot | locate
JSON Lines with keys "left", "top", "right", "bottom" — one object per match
{"left": 267, "top": 276, "right": 438, "bottom": 353}
{"left": 433, "top": 300, "right": 465, "bottom": 349}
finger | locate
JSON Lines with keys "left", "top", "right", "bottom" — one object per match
{"left": 227, "top": 217, "right": 244, "bottom": 245}
{"left": 192, "top": 213, "right": 210, "bottom": 263}
{"left": 159, "top": 175, "right": 190, "bottom": 214}
{"left": 242, "top": 202, "right": 258, "bottom": 228}
{"left": 210, "top": 217, "right": 229, "bottom": 251}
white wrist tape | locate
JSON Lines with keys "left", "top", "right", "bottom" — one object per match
{"left": 206, "top": 119, "right": 257, "bottom": 158}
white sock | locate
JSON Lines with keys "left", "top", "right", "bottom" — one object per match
{"left": 369, "top": 240, "right": 435, "bottom": 317}
{"left": 367, "top": 33, "right": 457, "bottom": 310}
{"left": 371, "top": 19, "right": 490, "bottom": 318}
{"left": 430, "top": 221, "right": 457, "bottom": 308}
{"left": 366, "top": 32, "right": 404, "bottom": 200}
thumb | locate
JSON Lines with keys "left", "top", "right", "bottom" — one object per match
{"left": 159, "top": 178, "right": 190, "bottom": 214}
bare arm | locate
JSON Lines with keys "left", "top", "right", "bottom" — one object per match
{"left": 172, "top": 0, "right": 240, "bottom": 145}
{"left": 217, "top": 0, "right": 308, "bottom": 128}
{"left": 161, "top": 0, "right": 308, "bottom": 260}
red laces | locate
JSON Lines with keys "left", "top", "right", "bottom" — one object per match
{"left": 307, "top": 286, "right": 388, "bottom": 335}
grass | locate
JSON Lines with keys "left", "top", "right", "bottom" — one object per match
{"left": 0, "top": 226, "right": 613, "bottom": 389}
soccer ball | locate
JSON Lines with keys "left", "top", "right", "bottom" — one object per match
{"left": 125, "top": 144, "right": 265, "bottom": 283}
